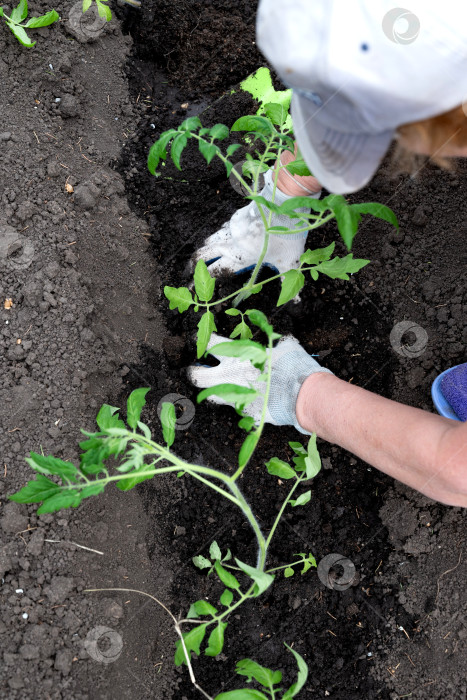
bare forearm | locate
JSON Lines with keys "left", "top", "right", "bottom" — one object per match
{"left": 296, "top": 373, "right": 467, "bottom": 506}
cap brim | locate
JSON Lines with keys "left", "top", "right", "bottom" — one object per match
{"left": 291, "top": 93, "right": 394, "bottom": 194}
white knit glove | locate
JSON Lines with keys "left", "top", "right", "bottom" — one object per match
{"left": 192, "top": 169, "right": 321, "bottom": 276}
{"left": 188, "top": 334, "right": 332, "bottom": 434}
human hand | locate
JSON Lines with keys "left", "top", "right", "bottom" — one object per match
{"left": 188, "top": 333, "right": 332, "bottom": 434}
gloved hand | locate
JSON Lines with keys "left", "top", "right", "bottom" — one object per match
{"left": 192, "top": 169, "right": 321, "bottom": 276}
{"left": 188, "top": 333, "right": 332, "bottom": 434}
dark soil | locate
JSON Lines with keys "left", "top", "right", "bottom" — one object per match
{"left": 1, "top": 1, "right": 466, "bottom": 699}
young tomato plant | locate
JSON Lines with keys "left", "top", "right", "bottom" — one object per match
{"left": 11, "top": 312, "right": 320, "bottom": 698}
{"left": 149, "top": 106, "right": 398, "bottom": 357}
{"left": 1, "top": 0, "right": 58, "bottom": 47}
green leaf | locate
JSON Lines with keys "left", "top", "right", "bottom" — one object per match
{"left": 0, "top": 8, "right": 4, "bottom": 16}
{"left": 315, "top": 254, "right": 370, "bottom": 280}
{"left": 208, "top": 339, "right": 267, "bottom": 370}
{"left": 264, "top": 102, "right": 288, "bottom": 126}
{"left": 24, "top": 9, "right": 59, "bottom": 27}
{"left": 197, "top": 311, "right": 217, "bottom": 359}
{"left": 9, "top": 474, "right": 60, "bottom": 505}
{"left": 215, "top": 690, "right": 269, "bottom": 700}
{"left": 147, "top": 129, "right": 178, "bottom": 174}
{"left": 266, "top": 457, "right": 296, "bottom": 480}
{"left": 96, "top": 0, "right": 111, "bottom": 21}
{"left": 116, "top": 465, "right": 153, "bottom": 491}
{"left": 304, "top": 434, "right": 321, "bottom": 480}
{"left": 193, "top": 555, "right": 211, "bottom": 570}
{"left": 236, "top": 659, "right": 282, "bottom": 687}
{"left": 284, "top": 567, "right": 294, "bottom": 578}
{"left": 351, "top": 202, "right": 398, "bottom": 230}
{"left": 209, "top": 541, "right": 222, "bottom": 560}
{"left": 96, "top": 404, "right": 125, "bottom": 431}
{"left": 277, "top": 270, "right": 305, "bottom": 306}
{"left": 277, "top": 196, "right": 328, "bottom": 216}
{"left": 238, "top": 432, "right": 259, "bottom": 468}
{"left": 160, "top": 402, "right": 176, "bottom": 447}
{"left": 10, "top": 0, "right": 28, "bottom": 23}
{"left": 246, "top": 194, "right": 281, "bottom": 215}
{"left": 198, "top": 139, "right": 218, "bottom": 165}
{"left": 197, "top": 383, "right": 258, "bottom": 409}
{"left": 79, "top": 483, "right": 105, "bottom": 499}
{"left": 231, "top": 115, "right": 275, "bottom": 136}
{"left": 82, "top": 0, "right": 91, "bottom": 11}
{"left": 290, "top": 490, "right": 312, "bottom": 507}
{"left": 164, "top": 286, "right": 193, "bottom": 313}
{"left": 171, "top": 133, "right": 188, "bottom": 170}
{"left": 230, "top": 320, "right": 253, "bottom": 340}
{"left": 289, "top": 441, "right": 307, "bottom": 455}
{"left": 194, "top": 259, "right": 215, "bottom": 302}
{"left": 285, "top": 160, "right": 311, "bottom": 177}
{"left": 127, "top": 387, "right": 150, "bottom": 429}
{"left": 225, "top": 308, "right": 241, "bottom": 317}
{"left": 37, "top": 490, "right": 81, "bottom": 514}
{"left": 180, "top": 116, "right": 202, "bottom": 132}
{"left": 282, "top": 644, "right": 308, "bottom": 699}
{"left": 7, "top": 23, "right": 35, "bottom": 47}
{"left": 226, "top": 144, "right": 242, "bottom": 157}
{"left": 174, "top": 624, "right": 207, "bottom": 666}
{"left": 214, "top": 560, "right": 240, "bottom": 590}
{"left": 205, "top": 621, "right": 228, "bottom": 657}
{"left": 244, "top": 309, "right": 278, "bottom": 340}
{"left": 220, "top": 589, "right": 233, "bottom": 607}
{"left": 238, "top": 415, "right": 255, "bottom": 432}
{"left": 187, "top": 600, "right": 218, "bottom": 618}
{"left": 299, "top": 242, "right": 335, "bottom": 266}
{"left": 25, "top": 453, "right": 78, "bottom": 482}
{"left": 235, "top": 559, "right": 274, "bottom": 596}
{"left": 324, "top": 194, "right": 359, "bottom": 249}
{"left": 242, "top": 160, "right": 269, "bottom": 178}
{"left": 210, "top": 123, "right": 229, "bottom": 140}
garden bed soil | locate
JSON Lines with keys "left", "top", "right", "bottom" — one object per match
{"left": 1, "top": 1, "right": 466, "bottom": 699}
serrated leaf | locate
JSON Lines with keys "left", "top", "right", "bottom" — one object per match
{"left": 127, "top": 387, "right": 150, "bottom": 429}
{"left": 210, "top": 123, "right": 229, "bottom": 140}
{"left": 299, "top": 242, "right": 335, "bottom": 266}
{"left": 208, "top": 339, "right": 266, "bottom": 370}
{"left": 187, "top": 600, "right": 218, "bottom": 618}
{"left": 193, "top": 555, "right": 211, "bottom": 570}
{"left": 164, "top": 286, "right": 193, "bottom": 313}
{"left": 116, "top": 466, "right": 153, "bottom": 491}
{"left": 282, "top": 644, "right": 308, "bottom": 699}
{"left": 209, "top": 541, "right": 222, "bottom": 561}
{"left": 214, "top": 560, "right": 240, "bottom": 590}
{"left": 277, "top": 270, "right": 305, "bottom": 306}
{"left": 197, "top": 311, "right": 217, "bottom": 358}
{"left": 230, "top": 320, "right": 253, "bottom": 340}
{"left": 284, "top": 567, "right": 294, "bottom": 578}
{"left": 160, "top": 402, "right": 176, "bottom": 447}
{"left": 171, "top": 133, "right": 188, "bottom": 170}
{"left": 236, "top": 658, "right": 282, "bottom": 687}
{"left": 10, "top": 0, "right": 28, "bottom": 23}
{"left": 174, "top": 624, "right": 207, "bottom": 666}
{"left": 194, "top": 259, "right": 215, "bottom": 302}
{"left": 231, "top": 115, "right": 275, "bottom": 136}
{"left": 9, "top": 474, "right": 60, "bottom": 505}
{"left": 246, "top": 194, "right": 281, "bottom": 215}
{"left": 79, "top": 483, "right": 105, "bottom": 499}
{"left": 197, "top": 383, "right": 258, "bottom": 409}
{"left": 205, "top": 621, "right": 228, "bottom": 657}
{"left": 220, "top": 589, "right": 233, "bottom": 607}
{"left": 37, "top": 490, "right": 81, "bottom": 514}
{"left": 244, "top": 309, "right": 276, "bottom": 339}
{"left": 266, "top": 457, "right": 296, "bottom": 480}
{"left": 264, "top": 102, "right": 288, "bottom": 126}
{"left": 290, "top": 490, "right": 312, "bottom": 507}
{"left": 180, "top": 116, "right": 202, "bottom": 131}
{"left": 351, "top": 202, "right": 398, "bottom": 229}
{"left": 25, "top": 453, "right": 78, "bottom": 482}
{"left": 325, "top": 194, "right": 360, "bottom": 249}
{"left": 24, "top": 9, "right": 59, "bottom": 27}
{"left": 235, "top": 559, "right": 274, "bottom": 596}
{"left": 285, "top": 159, "right": 311, "bottom": 176}
{"left": 277, "top": 196, "right": 328, "bottom": 216}
{"left": 198, "top": 139, "right": 218, "bottom": 165}
{"left": 96, "top": 404, "right": 125, "bottom": 431}
{"left": 238, "top": 431, "right": 259, "bottom": 468}
{"left": 315, "top": 255, "right": 370, "bottom": 280}
{"left": 226, "top": 143, "right": 242, "bottom": 157}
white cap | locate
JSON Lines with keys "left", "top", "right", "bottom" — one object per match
{"left": 257, "top": 0, "right": 467, "bottom": 193}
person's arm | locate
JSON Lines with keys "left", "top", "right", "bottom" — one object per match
{"left": 296, "top": 372, "right": 467, "bottom": 506}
